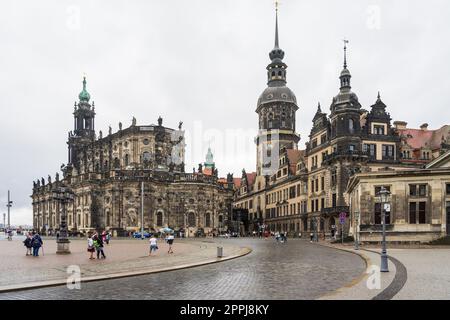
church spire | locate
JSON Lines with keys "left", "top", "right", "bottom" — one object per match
{"left": 267, "top": 1, "right": 287, "bottom": 86}
{"left": 339, "top": 39, "right": 351, "bottom": 91}
{"left": 78, "top": 76, "right": 91, "bottom": 103}
{"left": 274, "top": 0, "right": 279, "bottom": 49}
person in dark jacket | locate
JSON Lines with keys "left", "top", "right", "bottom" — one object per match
{"left": 93, "top": 232, "right": 106, "bottom": 259}
{"left": 31, "top": 232, "right": 43, "bottom": 257}
{"left": 23, "top": 232, "right": 33, "bottom": 256}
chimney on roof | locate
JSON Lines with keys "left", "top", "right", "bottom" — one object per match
{"left": 393, "top": 121, "right": 407, "bottom": 130}
{"left": 420, "top": 123, "right": 429, "bottom": 131}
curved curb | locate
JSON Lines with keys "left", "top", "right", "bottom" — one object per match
{"left": 0, "top": 247, "right": 252, "bottom": 294}
{"left": 362, "top": 249, "right": 408, "bottom": 300}
{"left": 315, "top": 243, "right": 373, "bottom": 300}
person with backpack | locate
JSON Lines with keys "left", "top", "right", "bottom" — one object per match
{"left": 31, "top": 232, "right": 43, "bottom": 257}
{"left": 93, "top": 232, "right": 106, "bottom": 259}
{"left": 23, "top": 232, "right": 33, "bottom": 256}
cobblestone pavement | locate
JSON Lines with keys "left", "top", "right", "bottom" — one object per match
{"left": 0, "top": 239, "right": 365, "bottom": 300}
{"left": 0, "top": 237, "right": 243, "bottom": 288}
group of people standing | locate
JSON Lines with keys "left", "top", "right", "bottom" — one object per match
{"left": 87, "top": 231, "right": 110, "bottom": 260}
{"left": 23, "top": 232, "right": 43, "bottom": 256}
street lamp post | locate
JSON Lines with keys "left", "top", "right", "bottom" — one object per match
{"left": 378, "top": 187, "right": 390, "bottom": 272}
{"left": 354, "top": 211, "right": 360, "bottom": 250}
{"left": 52, "top": 186, "right": 74, "bottom": 254}
{"left": 140, "top": 181, "right": 144, "bottom": 240}
{"left": 6, "top": 190, "right": 13, "bottom": 229}
{"left": 313, "top": 217, "right": 318, "bottom": 242}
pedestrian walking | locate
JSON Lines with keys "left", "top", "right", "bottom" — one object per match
{"left": 31, "top": 232, "right": 43, "bottom": 257}
{"left": 310, "top": 232, "right": 314, "bottom": 242}
{"left": 87, "top": 234, "right": 95, "bottom": 259}
{"left": 56, "top": 231, "right": 60, "bottom": 242}
{"left": 23, "top": 232, "right": 33, "bottom": 256}
{"left": 149, "top": 234, "right": 158, "bottom": 256}
{"left": 105, "top": 232, "right": 111, "bottom": 245}
{"left": 93, "top": 232, "right": 106, "bottom": 259}
{"left": 167, "top": 233, "right": 174, "bottom": 254}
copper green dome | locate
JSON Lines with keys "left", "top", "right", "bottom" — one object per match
{"left": 78, "top": 77, "right": 91, "bottom": 102}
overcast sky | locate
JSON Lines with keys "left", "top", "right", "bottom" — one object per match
{"left": 1, "top": 0, "right": 449, "bottom": 225}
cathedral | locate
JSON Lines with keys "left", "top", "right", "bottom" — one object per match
{"left": 31, "top": 78, "right": 234, "bottom": 237}
{"left": 234, "top": 7, "right": 450, "bottom": 242}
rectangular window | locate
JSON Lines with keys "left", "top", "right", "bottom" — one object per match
{"left": 332, "top": 194, "right": 337, "bottom": 208}
{"left": 249, "top": 200, "right": 253, "bottom": 209}
{"left": 289, "top": 186, "right": 296, "bottom": 199}
{"left": 315, "top": 179, "right": 319, "bottom": 192}
{"left": 409, "top": 185, "right": 417, "bottom": 196}
{"left": 447, "top": 183, "right": 450, "bottom": 196}
{"left": 374, "top": 125, "right": 385, "bottom": 135}
{"left": 374, "top": 203, "right": 382, "bottom": 225}
{"left": 312, "top": 139, "right": 318, "bottom": 148}
{"left": 321, "top": 198, "right": 325, "bottom": 210}
{"left": 409, "top": 202, "right": 416, "bottom": 224}
{"left": 419, "top": 202, "right": 426, "bottom": 224}
{"left": 382, "top": 145, "right": 394, "bottom": 160}
{"left": 311, "top": 180, "right": 315, "bottom": 193}
{"left": 419, "top": 185, "right": 427, "bottom": 197}
{"left": 311, "top": 200, "right": 315, "bottom": 212}
{"left": 315, "top": 199, "right": 319, "bottom": 212}
{"left": 321, "top": 176, "right": 325, "bottom": 191}
{"left": 320, "top": 134, "right": 327, "bottom": 145}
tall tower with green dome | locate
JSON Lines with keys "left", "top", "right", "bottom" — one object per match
{"left": 68, "top": 77, "right": 96, "bottom": 167}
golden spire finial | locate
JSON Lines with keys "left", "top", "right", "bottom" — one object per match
{"left": 275, "top": 0, "right": 280, "bottom": 11}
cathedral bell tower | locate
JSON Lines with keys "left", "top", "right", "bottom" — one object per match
{"left": 67, "top": 77, "right": 96, "bottom": 167}
{"left": 255, "top": 3, "right": 300, "bottom": 177}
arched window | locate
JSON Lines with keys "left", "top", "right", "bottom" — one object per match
{"left": 156, "top": 211, "right": 163, "bottom": 226}
{"left": 142, "top": 152, "right": 151, "bottom": 162}
{"left": 113, "top": 158, "right": 120, "bottom": 169}
{"left": 205, "top": 213, "right": 211, "bottom": 227}
{"left": 188, "top": 212, "right": 195, "bottom": 226}
{"left": 349, "top": 119, "right": 354, "bottom": 134}
{"left": 106, "top": 210, "right": 110, "bottom": 226}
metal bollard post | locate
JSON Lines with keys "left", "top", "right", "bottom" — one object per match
{"left": 217, "top": 246, "right": 223, "bottom": 258}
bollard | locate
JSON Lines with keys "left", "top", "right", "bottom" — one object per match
{"left": 217, "top": 246, "right": 223, "bottom": 258}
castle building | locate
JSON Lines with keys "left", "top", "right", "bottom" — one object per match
{"left": 233, "top": 6, "right": 450, "bottom": 242}
{"left": 31, "top": 78, "right": 234, "bottom": 237}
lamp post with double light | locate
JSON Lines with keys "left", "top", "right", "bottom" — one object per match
{"left": 377, "top": 187, "right": 390, "bottom": 272}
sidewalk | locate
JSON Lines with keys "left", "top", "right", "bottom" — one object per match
{"left": 319, "top": 242, "right": 450, "bottom": 300}
{"left": 318, "top": 244, "right": 397, "bottom": 300}
{"left": 0, "top": 238, "right": 250, "bottom": 292}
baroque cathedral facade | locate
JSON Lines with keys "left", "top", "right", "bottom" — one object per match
{"left": 234, "top": 8, "right": 450, "bottom": 242}
{"left": 31, "top": 78, "right": 234, "bottom": 236}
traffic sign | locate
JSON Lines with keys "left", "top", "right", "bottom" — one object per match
{"left": 339, "top": 212, "right": 346, "bottom": 224}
